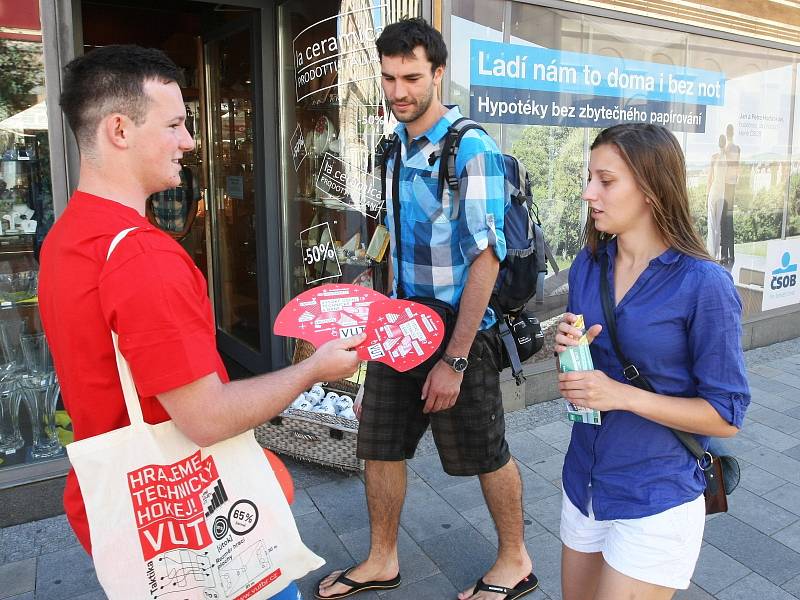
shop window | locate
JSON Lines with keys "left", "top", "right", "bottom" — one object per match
{"left": 0, "top": 10, "right": 63, "bottom": 478}
{"left": 451, "top": 0, "right": 800, "bottom": 330}
{"left": 277, "top": 0, "right": 421, "bottom": 367}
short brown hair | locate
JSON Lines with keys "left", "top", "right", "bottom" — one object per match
{"left": 60, "top": 45, "right": 182, "bottom": 152}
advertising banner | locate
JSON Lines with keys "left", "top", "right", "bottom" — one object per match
{"left": 762, "top": 238, "right": 800, "bottom": 311}
{"left": 470, "top": 40, "right": 725, "bottom": 132}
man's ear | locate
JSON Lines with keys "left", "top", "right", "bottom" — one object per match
{"left": 432, "top": 64, "right": 445, "bottom": 86}
{"left": 102, "top": 114, "right": 131, "bottom": 150}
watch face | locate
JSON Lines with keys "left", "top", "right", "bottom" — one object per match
{"left": 453, "top": 357, "right": 468, "bottom": 372}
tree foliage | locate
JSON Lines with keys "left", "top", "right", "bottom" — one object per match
{"left": 0, "top": 40, "right": 44, "bottom": 121}
{"left": 510, "top": 126, "right": 592, "bottom": 262}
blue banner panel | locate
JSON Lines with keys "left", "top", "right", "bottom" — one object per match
{"left": 470, "top": 87, "right": 707, "bottom": 133}
{"left": 471, "top": 40, "right": 725, "bottom": 107}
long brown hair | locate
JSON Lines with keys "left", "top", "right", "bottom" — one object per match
{"left": 582, "top": 123, "right": 711, "bottom": 260}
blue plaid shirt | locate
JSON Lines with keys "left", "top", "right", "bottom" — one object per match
{"left": 385, "top": 106, "right": 507, "bottom": 329}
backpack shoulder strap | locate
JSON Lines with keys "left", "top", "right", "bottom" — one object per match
{"left": 437, "top": 117, "right": 486, "bottom": 220}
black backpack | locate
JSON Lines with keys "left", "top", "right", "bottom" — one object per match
{"left": 379, "top": 117, "right": 558, "bottom": 384}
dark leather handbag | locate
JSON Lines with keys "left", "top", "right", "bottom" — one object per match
{"left": 599, "top": 253, "right": 740, "bottom": 514}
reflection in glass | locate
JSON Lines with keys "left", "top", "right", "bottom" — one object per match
{"left": 0, "top": 378, "right": 23, "bottom": 454}
{"left": 19, "top": 372, "right": 61, "bottom": 459}
{"left": 207, "top": 26, "right": 261, "bottom": 350}
{"left": 278, "top": 0, "right": 421, "bottom": 324}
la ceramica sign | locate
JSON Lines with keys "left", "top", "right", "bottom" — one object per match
{"left": 762, "top": 238, "right": 800, "bottom": 311}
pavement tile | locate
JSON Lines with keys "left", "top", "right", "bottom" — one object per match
{"left": 0, "top": 557, "right": 35, "bottom": 599}
{"left": 524, "top": 492, "right": 563, "bottom": 536}
{"left": 764, "top": 483, "right": 800, "bottom": 516}
{"left": 377, "top": 573, "right": 457, "bottom": 599}
{"left": 526, "top": 452, "right": 566, "bottom": 483}
{"left": 296, "top": 511, "right": 360, "bottom": 600}
{"left": 417, "top": 525, "right": 496, "bottom": 591}
{"left": 72, "top": 591, "right": 108, "bottom": 600}
{"left": 703, "top": 514, "right": 800, "bottom": 585}
{"left": 676, "top": 583, "right": 717, "bottom": 599}
{"left": 749, "top": 388, "right": 798, "bottom": 413}
{"left": 290, "top": 488, "right": 318, "bottom": 518}
{"left": 525, "top": 530, "right": 562, "bottom": 600}
{"left": 691, "top": 543, "right": 751, "bottom": 594}
{"left": 771, "top": 371, "right": 800, "bottom": 390}
{"left": 507, "top": 431, "right": 560, "bottom": 468}
{"left": 783, "top": 574, "right": 800, "bottom": 597}
{"left": 739, "top": 462, "right": 787, "bottom": 495}
{"left": 548, "top": 438, "right": 571, "bottom": 454}
{"left": 739, "top": 422, "right": 800, "bottom": 452}
{"left": 745, "top": 406, "right": 800, "bottom": 435}
{"left": 716, "top": 572, "right": 798, "bottom": 600}
{"left": 722, "top": 434, "right": 760, "bottom": 456}
{"left": 5, "top": 594, "right": 34, "bottom": 600}
{"left": 726, "top": 488, "right": 799, "bottom": 535}
{"left": 305, "top": 476, "right": 370, "bottom": 535}
{"left": 749, "top": 365, "right": 787, "bottom": 378}
{"left": 773, "top": 520, "right": 800, "bottom": 554}
{"left": 400, "top": 480, "right": 469, "bottom": 544}
{"left": 768, "top": 358, "right": 800, "bottom": 375}
{"left": 285, "top": 457, "right": 353, "bottom": 490}
{"left": 338, "top": 526, "right": 439, "bottom": 588}
{"left": 0, "top": 522, "right": 37, "bottom": 564}
{"left": 518, "top": 466, "right": 561, "bottom": 505}
{"left": 439, "top": 477, "right": 486, "bottom": 513}
{"left": 457, "top": 503, "right": 547, "bottom": 549}
{"left": 406, "top": 453, "right": 462, "bottom": 492}
{"left": 35, "top": 546, "right": 101, "bottom": 599}
{"left": 785, "top": 444, "right": 800, "bottom": 462}
{"left": 530, "top": 421, "right": 573, "bottom": 445}
{"left": 747, "top": 374, "right": 796, "bottom": 395}
{"left": 32, "top": 516, "right": 79, "bottom": 559}
{"left": 740, "top": 447, "right": 800, "bottom": 486}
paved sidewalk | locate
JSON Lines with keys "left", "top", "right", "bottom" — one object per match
{"left": 2, "top": 338, "right": 800, "bottom": 600}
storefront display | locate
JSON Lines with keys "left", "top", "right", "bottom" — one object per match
{"left": 278, "top": 0, "right": 423, "bottom": 370}
{"left": 0, "top": 21, "right": 63, "bottom": 483}
{"left": 451, "top": 0, "right": 800, "bottom": 328}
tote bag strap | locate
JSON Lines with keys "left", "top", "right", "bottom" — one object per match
{"left": 106, "top": 227, "right": 145, "bottom": 426}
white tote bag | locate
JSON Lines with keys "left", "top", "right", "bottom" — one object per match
{"left": 66, "top": 228, "right": 324, "bottom": 599}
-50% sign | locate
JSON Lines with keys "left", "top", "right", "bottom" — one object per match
{"left": 304, "top": 242, "right": 336, "bottom": 266}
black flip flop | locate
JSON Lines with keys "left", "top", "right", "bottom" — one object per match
{"left": 472, "top": 572, "right": 539, "bottom": 599}
{"left": 315, "top": 567, "right": 402, "bottom": 599}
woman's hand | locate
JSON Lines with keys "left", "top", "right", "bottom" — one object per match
{"left": 553, "top": 312, "right": 603, "bottom": 353}
{"left": 558, "top": 369, "right": 627, "bottom": 412}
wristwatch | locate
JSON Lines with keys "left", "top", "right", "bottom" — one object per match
{"left": 441, "top": 352, "right": 469, "bottom": 373}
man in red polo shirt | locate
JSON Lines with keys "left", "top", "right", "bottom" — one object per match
{"left": 38, "top": 45, "right": 363, "bottom": 565}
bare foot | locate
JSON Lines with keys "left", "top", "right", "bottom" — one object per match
{"left": 457, "top": 555, "right": 534, "bottom": 600}
{"left": 316, "top": 560, "right": 400, "bottom": 599}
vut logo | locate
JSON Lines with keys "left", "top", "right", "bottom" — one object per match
{"left": 770, "top": 251, "right": 798, "bottom": 291}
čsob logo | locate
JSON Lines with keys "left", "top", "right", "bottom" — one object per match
{"left": 770, "top": 251, "right": 798, "bottom": 290}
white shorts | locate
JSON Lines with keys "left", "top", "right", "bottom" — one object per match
{"left": 560, "top": 492, "right": 705, "bottom": 589}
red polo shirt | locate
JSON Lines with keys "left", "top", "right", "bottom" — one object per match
{"left": 38, "top": 191, "right": 228, "bottom": 553}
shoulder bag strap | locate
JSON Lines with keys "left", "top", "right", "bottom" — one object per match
{"left": 598, "top": 252, "right": 707, "bottom": 462}
{"left": 106, "top": 227, "right": 145, "bottom": 426}
{"left": 389, "top": 139, "right": 406, "bottom": 299}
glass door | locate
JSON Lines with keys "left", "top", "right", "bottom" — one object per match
{"left": 205, "top": 13, "right": 269, "bottom": 371}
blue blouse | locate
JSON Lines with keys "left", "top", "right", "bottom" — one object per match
{"left": 562, "top": 239, "right": 750, "bottom": 520}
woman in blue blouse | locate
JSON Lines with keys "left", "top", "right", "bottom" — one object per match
{"left": 554, "top": 123, "right": 749, "bottom": 600}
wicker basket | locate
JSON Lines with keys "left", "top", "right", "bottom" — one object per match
{"left": 260, "top": 341, "right": 364, "bottom": 470}
{"left": 255, "top": 407, "right": 363, "bottom": 471}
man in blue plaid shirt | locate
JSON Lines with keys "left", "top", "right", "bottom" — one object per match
{"left": 317, "top": 17, "right": 536, "bottom": 600}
